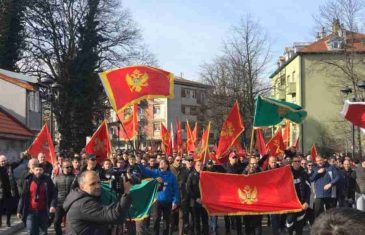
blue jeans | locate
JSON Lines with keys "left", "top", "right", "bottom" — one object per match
{"left": 270, "top": 214, "right": 282, "bottom": 235}
{"left": 26, "top": 211, "right": 48, "bottom": 235}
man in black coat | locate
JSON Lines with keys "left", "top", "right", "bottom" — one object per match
{"left": 63, "top": 170, "right": 132, "bottom": 235}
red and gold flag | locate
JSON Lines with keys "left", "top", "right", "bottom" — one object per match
{"left": 85, "top": 121, "right": 112, "bottom": 164}
{"left": 99, "top": 66, "right": 174, "bottom": 113}
{"left": 282, "top": 121, "right": 290, "bottom": 148}
{"left": 192, "top": 122, "right": 198, "bottom": 144}
{"left": 194, "top": 122, "right": 211, "bottom": 161}
{"left": 175, "top": 118, "right": 183, "bottom": 154}
{"left": 27, "top": 124, "right": 56, "bottom": 164}
{"left": 186, "top": 121, "right": 195, "bottom": 153}
{"left": 233, "top": 140, "right": 245, "bottom": 158}
{"left": 255, "top": 129, "right": 267, "bottom": 156}
{"left": 266, "top": 127, "right": 285, "bottom": 157}
{"left": 311, "top": 144, "right": 318, "bottom": 161}
{"left": 200, "top": 166, "right": 303, "bottom": 215}
{"left": 160, "top": 123, "right": 172, "bottom": 155}
{"left": 118, "top": 104, "right": 138, "bottom": 140}
{"left": 216, "top": 101, "right": 245, "bottom": 158}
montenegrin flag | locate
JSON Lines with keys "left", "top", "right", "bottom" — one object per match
{"left": 200, "top": 165, "right": 303, "bottom": 215}
{"left": 253, "top": 96, "right": 307, "bottom": 127}
{"left": 85, "top": 120, "right": 112, "bottom": 164}
{"left": 160, "top": 123, "right": 171, "bottom": 155}
{"left": 216, "top": 101, "right": 245, "bottom": 158}
{"left": 341, "top": 99, "right": 365, "bottom": 128}
{"left": 186, "top": 121, "right": 196, "bottom": 153}
{"left": 194, "top": 122, "right": 211, "bottom": 161}
{"left": 101, "top": 179, "right": 159, "bottom": 220}
{"left": 118, "top": 104, "right": 138, "bottom": 140}
{"left": 266, "top": 127, "right": 285, "bottom": 157}
{"left": 99, "top": 66, "right": 174, "bottom": 113}
{"left": 27, "top": 124, "right": 56, "bottom": 164}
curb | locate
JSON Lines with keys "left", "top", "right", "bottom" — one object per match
{"left": 1, "top": 222, "right": 24, "bottom": 235}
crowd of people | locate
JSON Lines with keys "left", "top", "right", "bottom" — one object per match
{"left": 0, "top": 147, "right": 365, "bottom": 235}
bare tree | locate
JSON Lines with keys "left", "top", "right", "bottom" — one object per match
{"left": 200, "top": 16, "right": 271, "bottom": 145}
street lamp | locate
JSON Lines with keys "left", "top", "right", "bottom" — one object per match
{"left": 38, "top": 77, "right": 61, "bottom": 140}
{"left": 340, "top": 86, "right": 355, "bottom": 158}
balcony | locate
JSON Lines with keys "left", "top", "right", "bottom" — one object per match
{"left": 287, "top": 82, "right": 296, "bottom": 95}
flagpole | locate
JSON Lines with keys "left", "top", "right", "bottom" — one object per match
{"left": 249, "top": 128, "right": 255, "bottom": 153}
{"left": 115, "top": 114, "right": 136, "bottom": 153}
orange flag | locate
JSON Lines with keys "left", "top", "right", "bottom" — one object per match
{"left": 216, "top": 101, "right": 245, "bottom": 159}
{"left": 194, "top": 122, "right": 211, "bottom": 161}
{"left": 118, "top": 104, "right": 138, "bottom": 140}
{"left": 160, "top": 123, "right": 171, "bottom": 155}
{"left": 175, "top": 118, "right": 183, "bottom": 154}
{"left": 27, "top": 124, "right": 56, "bottom": 164}
{"left": 255, "top": 129, "right": 267, "bottom": 156}
{"left": 99, "top": 66, "right": 174, "bottom": 113}
{"left": 186, "top": 121, "right": 195, "bottom": 153}
{"left": 85, "top": 121, "right": 112, "bottom": 164}
{"left": 266, "top": 127, "right": 285, "bottom": 157}
{"left": 311, "top": 144, "right": 318, "bottom": 161}
{"left": 192, "top": 122, "right": 198, "bottom": 144}
{"left": 282, "top": 121, "right": 290, "bottom": 148}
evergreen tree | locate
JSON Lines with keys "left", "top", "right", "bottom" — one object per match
{"left": 0, "top": 0, "right": 25, "bottom": 71}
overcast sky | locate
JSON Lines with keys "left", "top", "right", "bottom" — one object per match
{"left": 123, "top": 0, "right": 327, "bottom": 81}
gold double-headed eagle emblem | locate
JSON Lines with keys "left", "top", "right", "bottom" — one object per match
{"left": 126, "top": 69, "right": 149, "bottom": 92}
{"left": 221, "top": 121, "right": 234, "bottom": 137}
{"left": 237, "top": 185, "right": 258, "bottom": 205}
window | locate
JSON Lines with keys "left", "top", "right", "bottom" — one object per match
{"left": 153, "top": 122, "right": 161, "bottom": 132}
{"left": 181, "top": 88, "right": 196, "bottom": 99}
{"left": 153, "top": 105, "right": 161, "bottom": 115}
{"left": 28, "top": 91, "right": 40, "bottom": 112}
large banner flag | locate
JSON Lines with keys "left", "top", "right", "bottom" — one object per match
{"left": 27, "top": 124, "right": 56, "bottom": 164}
{"left": 85, "top": 121, "right": 112, "bottom": 164}
{"left": 216, "top": 101, "right": 245, "bottom": 159}
{"left": 194, "top": 122, "right": 211, "bottom": 161}
{"left": 160, "top": 123, "right": 172, "bottom": 155}
{"left": 266, "top": 128, "right": 285, "bottom": 157}
{"left": 101, "top": 179, "right": 159, "bottom": 220}
{"left": 255, "top": 129, "right": 267, "bottom": 156}
{"left": 99, "top": 66, "right": 174, "bottom": 113}
{"left": 200, "top": 166, "right": 303, "bottom": 215}
{"left": 341, "top": 100, "right": 365, "bottom": 128}
{"left": 253, "top": 96, "right": 307, "bottom": 128}
{"left": 282, "top": 121, "right": 290, "bottom": 148}
{"left": 118, "top": 104, "right": 138, "bottom": 140}
{"left": 186, "top": 121, "right": 196, "bottom": 153}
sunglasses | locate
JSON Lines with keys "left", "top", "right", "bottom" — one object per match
{"left": 308, "top": 165, "right": 313, "bottom": 167}
{"left": 187, "top": 159, "right": 193, "bottom": 162}
{"left": 293, "top": 160, "right": 301, "bottom": 163}
{"left": 63, "top": 166, "right": 72, "bottom": 169}
{"left": 89, "top": 158, "right": 96, "bottom": 161}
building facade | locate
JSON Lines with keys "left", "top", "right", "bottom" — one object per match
{"left": 270, "top": 20, "right": 365, "bottom": 154}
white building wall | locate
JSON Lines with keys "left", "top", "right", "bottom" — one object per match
{"left": 0, "top": 79, "right": 27, "bottom": 124}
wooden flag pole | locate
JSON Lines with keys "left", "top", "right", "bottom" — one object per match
{"left": 249, "top": 127, "right": 255, "bottom": 153}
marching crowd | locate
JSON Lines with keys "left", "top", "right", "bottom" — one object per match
{"left": 0, "top": 147, "right": 365, "bottom": 235}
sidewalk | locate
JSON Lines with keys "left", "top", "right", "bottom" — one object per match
{"left": 0, "top": 215, "right": 24, "bottom": 235}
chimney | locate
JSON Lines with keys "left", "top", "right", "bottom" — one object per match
{"left": 332, "top": 18, "right": 341, "bottom": 34}
{"left": 320, "top": 26, "right": 326, "bottom": 39}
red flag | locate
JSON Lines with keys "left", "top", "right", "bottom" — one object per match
{"left": 160, "top": 123, "right": 172, "bottom": 155}
{"left": 311, "top": 144, "right": 318, "bottom": 161}
{"left": 99, "top": 66, "right": 174, "bottom": 113}
{"left": 175, "top": 118, "right": 183, "bottom": 154}
{"left": 186, "top": 121, "right": 195, "bottom": 153}
{"left": 85, "top": 121, "right": 112, "bottom": 164}
{"left": 27, "top": 124, "right": 56, "bottom": 164}
{"left": 255, "top": 129, "right": 267, "bottom": 156}
{"left": 341, "top": 100, "right": 365, "bottom": 128}
{"left": 118, "top": 104, "right": 138, "bottom": 140}
{"left": 194, "top": 122, "right": 211, "bottom": 161}
{"left": 293, "top": 137, "right": 299, "bottom": 149}
{"left": 266, "top": 127, "right": 285, "bottom": 157}
{"left": 200, "top": 166, "right": 303, "bottom": 215}
{"left": 233, "top": 140, "right": 245, "bottom": 158}
{"left": 192, "top": 122, "right": 198, "bottom": 144}
{"left": 216, "top": 101, "right": 245, "bottom": 158}
{"left": 282, "top": 121, "right": 290, "bottom": 148}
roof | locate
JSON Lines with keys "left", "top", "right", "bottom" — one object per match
{"left": 299, "top": 31, "right": 365, "bottom": 53}
{"left": 0, "top": 68, "right": 38, "bottom": 83}
{"left": 174, "top": 77, "right": 213, "bottom": 89}
{"left": 269, "top": 31, "right": 365, "bottom": 78}
{"left": 0, "top": 107, "right": 34, "bottom": 139}
{"left": 0, "top": 69, "right": 36, "bottom": 91}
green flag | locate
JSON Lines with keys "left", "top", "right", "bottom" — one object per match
{"left": 101, "top": 178, "right": 159, "bottom": 221}
{"left": 253, "top": 96, "right": 307, "bottom": 127}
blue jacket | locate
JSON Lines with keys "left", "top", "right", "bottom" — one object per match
{"left": 309, "top": 163, "right": 340, "bottom": 199}
{"left": 138, "top": 164, "right": 180, "bottom": 205}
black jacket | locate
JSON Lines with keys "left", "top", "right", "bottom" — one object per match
{"left": 342, "top": 168, "right": 357, "bottom": 199}
{"left": 53, "top": 173, "right": 76, "bottom": 206}
{"left": 17, "top": 174, "right": 57, "bottom": 223}
{"left": 223, "top": 162, "right": 243, "bottom": 174}
{"left": 63, "top": 189, "right": 132, "bottom": 235}
{"left": 0, "top": 158, "right": 24, "bottom": 199}
{"left": 292, "top": 167, "right": 310, "bottom": 204}
{"left": 186, "top": 169, "right": 201, "bottom": 201}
